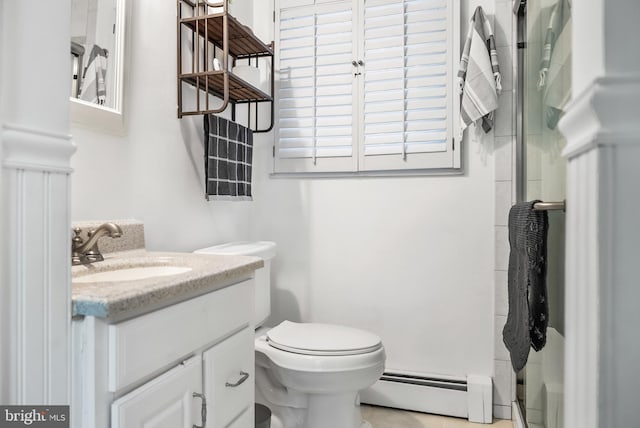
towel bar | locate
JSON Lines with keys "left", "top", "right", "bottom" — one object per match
{"left": 533, "top": 200, "right": 566, "bottom": 212}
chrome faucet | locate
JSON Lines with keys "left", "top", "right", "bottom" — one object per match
{"left": 72, "top": 222, "right": 123, "bottom": 265}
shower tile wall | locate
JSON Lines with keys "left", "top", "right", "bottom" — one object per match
{"left": 492, "top": 0, "right": 518, "bottom": 420}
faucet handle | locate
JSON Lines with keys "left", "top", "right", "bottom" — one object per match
{"left": 72, "top": 228, "right": 85, "bottom": 265}
{"left": 72, "top": 228, "right": 83, "bottom": 243}
{"left": 84, "top": 229, "right": 104, "bottom": 262}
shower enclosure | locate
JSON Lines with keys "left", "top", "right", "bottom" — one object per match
{"left": 514, "top": 0, "right": 571, "bottom": 427}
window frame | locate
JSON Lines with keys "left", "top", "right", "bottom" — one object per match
{"left": 273, "top": 0, "right": 461, "bottom": 176}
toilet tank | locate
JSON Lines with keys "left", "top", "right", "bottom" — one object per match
{"left": 194, "top": 241, "right": 276, "bottom": 328}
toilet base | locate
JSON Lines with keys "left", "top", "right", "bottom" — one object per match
{"left": 270, "top": 414, "right": 284, "bottom": 428}
{"left": 305, "top": 392, "right": 362, "bottom": 428}
{"left": 268, "top": 414, "right": 371, "bottom": 428}
{"left": 259, "top": 390, "right": 368, "bottom": 428}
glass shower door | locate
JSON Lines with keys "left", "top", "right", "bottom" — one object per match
{"left": 516, "top": 0, "right": 571, "bottom": 427}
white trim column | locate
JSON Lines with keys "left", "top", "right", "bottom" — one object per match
{"left": 560, "top": 0, "right": 640, "bottom": 426}
{"left": 0, "top": 0, "right": 75, "bottom": 405}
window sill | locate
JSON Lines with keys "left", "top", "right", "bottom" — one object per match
{"left": 269, "top": 167, "right": 465, "bottom": 179}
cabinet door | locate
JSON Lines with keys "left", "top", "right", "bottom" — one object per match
{"left": 203, "top": 326, "right": 254, "bottom": 427}
{"left": 111, "top": 357, "right": 203, "bottom": 428}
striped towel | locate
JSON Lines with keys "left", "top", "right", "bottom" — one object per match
{"left": 79, "top": 45, "right": 108, "bottom": 105}
{"left": 538, "top": 0, "right": 572, "bottom": 129}
{"left": 204, "top": 115, "right": 253, "bottom": 201}
{"left": 458, "top": 6, "right": 502, "bottom": 135}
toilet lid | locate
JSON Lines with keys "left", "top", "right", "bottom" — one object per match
{"left": 266, "top": 321, "right": 382, "bottom": 356}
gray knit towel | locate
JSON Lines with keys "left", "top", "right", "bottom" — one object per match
{"left": 502, "top": 201, "right": 549, "bottom": 372}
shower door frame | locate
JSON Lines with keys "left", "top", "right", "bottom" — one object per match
{"left": 513, "top": 1, "right": 528, "bottom": 424}
{"left": 513, "top": 0, "right": 568, "bottom": 426}
{"left": 514, "top": 0, "right": 526, "bottom": 204}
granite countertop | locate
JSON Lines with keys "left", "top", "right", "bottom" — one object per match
{"left": 72, "top": 249, "right": 263, "bottom": 322}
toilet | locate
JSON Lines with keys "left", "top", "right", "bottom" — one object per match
{"left": 195, "top": 242, "right": 385, "bottom": 428}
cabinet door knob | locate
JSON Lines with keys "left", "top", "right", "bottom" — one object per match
{"left": 192, "top": 392, "right": 207, "bottom": 428}
{"left": 352, "top": 60, "right": 358, "bottom": 66}
{"left": 225, "top": 371, "right": 250, "bottom": 387}
{"left": 358, "top": 60, "right": 365, "bottom": 66}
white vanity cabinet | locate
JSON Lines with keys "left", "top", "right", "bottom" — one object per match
{"left": 72, "top": 279, "right": 255, "bottom": 428}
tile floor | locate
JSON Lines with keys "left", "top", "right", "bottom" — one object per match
{"left": 362, "top": 405, "right": 514, "bottom": 428}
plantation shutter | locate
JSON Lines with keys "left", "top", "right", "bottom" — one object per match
{"left": 274, "top": 0, "right": 460, "bottom": 174}
{"left": 276, "top": 1, "right": 357, "bottom": 173}
{"left": 359, "top": 0, "right": 456, "bottom": 171}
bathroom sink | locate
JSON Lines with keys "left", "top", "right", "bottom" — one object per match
{"left": 73, "top": 266, "right": 192, "bottom": 283}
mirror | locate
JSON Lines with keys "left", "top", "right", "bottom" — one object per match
{"left": 70, "top": 0, "right": 128, "bottom": 135}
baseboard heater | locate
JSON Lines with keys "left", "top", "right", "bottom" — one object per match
{"left": 360, "top": 371, "right": 493, "bottom": 424}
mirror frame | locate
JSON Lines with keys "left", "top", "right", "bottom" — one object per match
{"left": 70, "top": 0, "right": 129, "bottom": 136}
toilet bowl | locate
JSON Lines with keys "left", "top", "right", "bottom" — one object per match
{"left": 195, "top": 242, "right": 386, "bottom": 428}
{"left": 255, "top": 321, "right": 385, "bottom": 428}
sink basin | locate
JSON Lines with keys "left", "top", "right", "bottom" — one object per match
{"left": 73, "top": 266, "right": 192, "bottom": 283}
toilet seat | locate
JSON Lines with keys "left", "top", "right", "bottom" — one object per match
{"left": 255, "top": 333, "right": 385, "bottom": 375}
{"left": 266, "top": 321, "right": 382, "bottom": 356}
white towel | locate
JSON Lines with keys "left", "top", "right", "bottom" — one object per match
{"left": 458, "top": 7, "right": 501, "bottom": 135}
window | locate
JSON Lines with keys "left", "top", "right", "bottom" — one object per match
{"left": 274, "top": 0, "right": 460, "bottom": 174}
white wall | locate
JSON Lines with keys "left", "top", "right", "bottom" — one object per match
{"left": 0, "top": 0, "right": 7, "bottom": 403}
{"left": 250, "top": 0, "right": 500, "bottom": 378}
{"left": 72, "top": 0, "right": 501, "bottom": 382}
{"left": 1, "top": 0, "right": 74, "bottom": 405}
{"left": 571, "top": 0, "right": 603, "bottom": 96}
{"left": 559, "top": 1, "right": 640, "bottom": 426}
{"left": 71, "top": 0, "right": 254, "bottom": 251}
{"left": 252, "top": 151, "right": 496, "bottom": 376}
{"left": 491, "top": 0, "right": 518, "bottom": 417}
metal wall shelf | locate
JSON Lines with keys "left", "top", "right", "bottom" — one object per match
{"left": 177, "top": 0, "right": 274, "bottom": 132}
{"left": 180, "top": 13, "right": 273, "bottom": 58}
